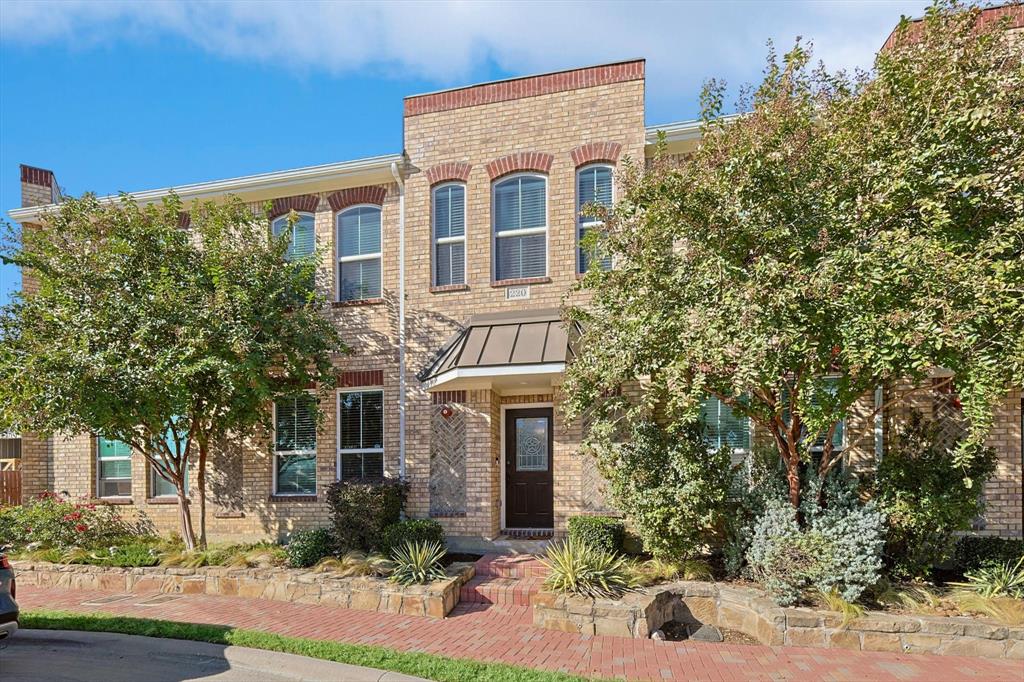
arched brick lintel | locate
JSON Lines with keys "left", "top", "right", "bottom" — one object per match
{"left": 328, "top": 185, "right": 388, "bottom": 212}
{"left": 425, "top": 162, "right": 472, "bottom": 186}
{"left": 268, "top": 194, "right": 320, "bottom": 220}
{"left": 569, "top": 142, "right": 622, "bottom": 168}
{"left": 485, "top": 152, "right": 554, "bottom": 181}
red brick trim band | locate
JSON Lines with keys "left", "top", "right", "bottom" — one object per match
{"left": 882, "top": 4, "right": 1023, "bottom": 50}
{"left": 404, "top": 60, "right": 645, "bottom": 117}
{"left": 425, "top": 162, "right": 472, "bottom": 186}
{"left": 20, "top": 164, "right": 55, "bottom": 187}
{"left": 268, "top": 194, "right": 320, "bottom": 219}
{"left": 486, "top": 152, "right": 554, "bottom": 180}
{"left": 432, "top": 390, "right": 466, "bottom": 405}
{"left": 340, "top": 369, "right": 384, "bottom": 388}
{"left": 328, "top": 186, "right": 387, "bottom": 212}
{"left": 268, "top": 495, "right": 318, "bottom": 503}
{"left": 332, "top": 298, "right": 385, "bottom": 308}
{"left": 570, "top": 142, "right": 622, "bottom": 168}
{"left": 430, "top": 284, "right": 470, "bottom": 294}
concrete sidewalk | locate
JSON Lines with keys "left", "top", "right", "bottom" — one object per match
{"left": 0, "top": 629, "right": 427, "bottom": 682}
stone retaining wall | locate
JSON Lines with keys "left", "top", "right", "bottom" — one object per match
{"left": 13, "top": 560, "right": 474, "bottom": 619}
{"left": 533, "top": 581, "right": 1023, "bottom": 660}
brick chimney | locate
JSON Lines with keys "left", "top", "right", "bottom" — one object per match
{"left": 20, "top": 164, "right": 60, "bottom": 207}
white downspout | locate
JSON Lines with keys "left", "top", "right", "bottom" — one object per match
{"left": 391, "top": 161, "right": 407, "bottom": 480}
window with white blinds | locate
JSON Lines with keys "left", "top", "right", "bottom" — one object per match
{"left": 433, "top": 183, "right": 466, "bottom": 286}
{"left": 337, "top": 205, "right": 383, "bottom": 301}
{"left": 97, "top": 437, "right": 132, "bottom": 498}
{"left": 274, "top": 395, "right": 317, "bottom": 495}
{"left": 577, "top": 164, "right": 613, "bottom": 273}
{"left": 492, "top": 174, "right": 547, "bottom": 281}
{"left": 337, "top": 390, "right": 384, "bottom": 480}
{"left": 271, "top": 213, "right": 316, "bottom": 262}
{"left": 700, "top": 396, "right": 751, "bottom": 459}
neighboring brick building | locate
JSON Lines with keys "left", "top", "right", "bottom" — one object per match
{"left": 9, "top": 55, "right": 1022, "bottom": 544}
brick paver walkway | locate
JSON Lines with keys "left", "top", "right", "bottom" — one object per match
{"left": 17, "top": 585, "right": 1023, "bottom": 681}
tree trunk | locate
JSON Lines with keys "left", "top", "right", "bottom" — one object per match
{"left": 177, "top": 491, "right": 197, "bottom": 550}
{"left": 197, "top": 438, "right": 208, "bottom": 550}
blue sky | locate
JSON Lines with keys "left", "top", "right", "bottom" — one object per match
{"left": 0, "top": 0, "right": 929, "bottom": 307}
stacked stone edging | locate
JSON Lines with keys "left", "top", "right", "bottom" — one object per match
{"left": 13, "top": 560, "right": 474, "bottom": 619}
{"left": 532, "top": 581, "right": 1023, "bottom": 660}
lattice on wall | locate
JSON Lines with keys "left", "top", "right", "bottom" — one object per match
{"left": 430, "top": 405, "right": 467, "bottom": 516}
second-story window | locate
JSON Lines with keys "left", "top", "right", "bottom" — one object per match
{"left": 577, "top": 164, "right": 613, "bottom": 273}
{"left": 493, "top": 174, "right": 547, "bottom": 281}
{"left": 271, "top": 213, "right": 316, "bottom": 262}
{"left": 433, "top": 183, "right": 466, "bottom": 286}
{"left": 337, "top": 206, "right": 382, "bottom": 302}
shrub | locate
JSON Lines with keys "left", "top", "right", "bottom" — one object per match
{"left": 389, "top": 541, "right": 447, "bottom": 586}
{"left": 954, "top": 536, "right": 1024, "bottom": 575}
{"left": 540, "top": 537, "right": 636, "bottom": 598}
{"left": 325, "top": 478, "right": 407, "bottom": 553}
{"left": 0, "top": 492, "right": 139, "bottom": 551}
{"left": 285, "top": 528, "right": 334, "bottom": 568}
{"left": 590, "top": 420, "right": 733, "bottom": 562}
{"left": 631, "top": 557, "right": 712, "bottom": 586}
{"left": 567, "top": 516, "right": 625, "bottom": 555}
{"left": 313, "top": 550, "right": 392, "bottom": 577}
{"left": 872, "top": 412, "right": 997, "bottom": 578}
{"left": 379, "top": 519, "right": 445, "bottom": 557}
{"left": 745, "top": 478, "right": 885, "bottom": 605}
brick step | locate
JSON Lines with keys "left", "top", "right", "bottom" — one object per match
{"left": 474, "top": 553, "right": 549, "bottom": 579}
{"left": 459, "top": 575, "right": 545, "bottom": 607}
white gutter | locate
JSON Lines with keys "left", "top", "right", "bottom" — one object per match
{"left": 9, "top": 153, "right": 403, "bottom": 224}
{"left": 390, "top": 160, "right": 407, "bottom": 480}
{"left": 644, "top": 114, "right": 741, "bottom": 146}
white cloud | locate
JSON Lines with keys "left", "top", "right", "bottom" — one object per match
{"left": 1, "top": 0, "right": 929, "bottom": 115}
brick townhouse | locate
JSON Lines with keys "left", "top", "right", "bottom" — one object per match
{"left": 9, "top": 51, "right": 1022, "bottom": 547}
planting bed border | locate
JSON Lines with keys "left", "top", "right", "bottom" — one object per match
{"left": 13, "top": 560, "right": 475, "bottom": 619}
{"left": 533, "top": 581, "right": 1024, "bottom": 660}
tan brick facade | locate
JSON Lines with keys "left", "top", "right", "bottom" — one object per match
{"left": 12, "top": 58, "right": 1022, "bottom": 543}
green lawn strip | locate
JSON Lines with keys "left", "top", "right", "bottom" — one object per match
{"left": 21, "top": 610, "right": 593, "bottom": 682}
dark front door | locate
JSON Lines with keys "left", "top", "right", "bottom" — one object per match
{"left": 505, "top": 407, "right": 554, "bottom": 529}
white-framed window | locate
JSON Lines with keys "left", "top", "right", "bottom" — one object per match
{"left": 492, "top": 174, "right": 547, "bottom": 281}
{"left": 781, "top": 380, "right": 846, "bottom": 453}
{"left": 337, "top": 205, "right": 382, "bottom": 301}
{"left": 337, "top": 389, "right": 384, "bottom": 480}
{"left": 432, "top": 183, "right": 466, "bottom": 286}
{"left": 273, "top": 395, "right": 318, "bottom": 496}
{"left": 700, "top": 396, "right": 751, "bottom": 465}
{"left": 97, "top": 437, "right": 132, "bottom": 498}
{"left": 576, "top": 164, "right": 613, "bottom": 273}
{"left": 271, "top": 212, "right": 316, "bottom": 262}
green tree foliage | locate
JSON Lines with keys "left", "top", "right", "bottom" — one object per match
{"left": 565, "top": 1, "right": 1023, "bottom": 511}
{"left": 0, "top": 194, "right": 343, "bottom": 549}
{"left": 590, "top": 420, "right": 734, "bottom": 561}
{"left": 873, "top": 412, "right": 997, "bottom": 578}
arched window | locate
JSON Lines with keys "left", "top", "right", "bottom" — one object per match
{"left": 576, "top": 164, "right": 613, "bottom": 273}
{"left": 270, "top": 212, "right": 316, "bottom": 262}
{"left": 432, "top": 183, "right": 466, "bottom": 286}
{"left": 336, "top": 205, "right": 382, "bottom": 301}
{"left": 492, "top": 174, "right": 547, "bottom": 281}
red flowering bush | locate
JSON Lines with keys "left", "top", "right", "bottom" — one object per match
{"left": 0, "top": 492, "right": 138, "bottom": 551}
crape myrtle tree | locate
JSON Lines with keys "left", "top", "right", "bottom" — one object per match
{"left": 564, "top": 1, "right": 1024, "bottom": 513}
{"left": 0, "top": 194, "right": 343, "bottom": 549}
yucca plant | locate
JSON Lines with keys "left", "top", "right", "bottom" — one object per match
{"left": 389, "top": 540, "right": 447, "bottom": 585}
{"left": 541, "top": 538, "right": 636, "bottom": 599}
{"left": 950, "top": 556, "right": 1024, "bottom": 599}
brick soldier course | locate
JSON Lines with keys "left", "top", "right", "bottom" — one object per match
{"left": 10, "top": 54, "right": 1023, "bottom": 545}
